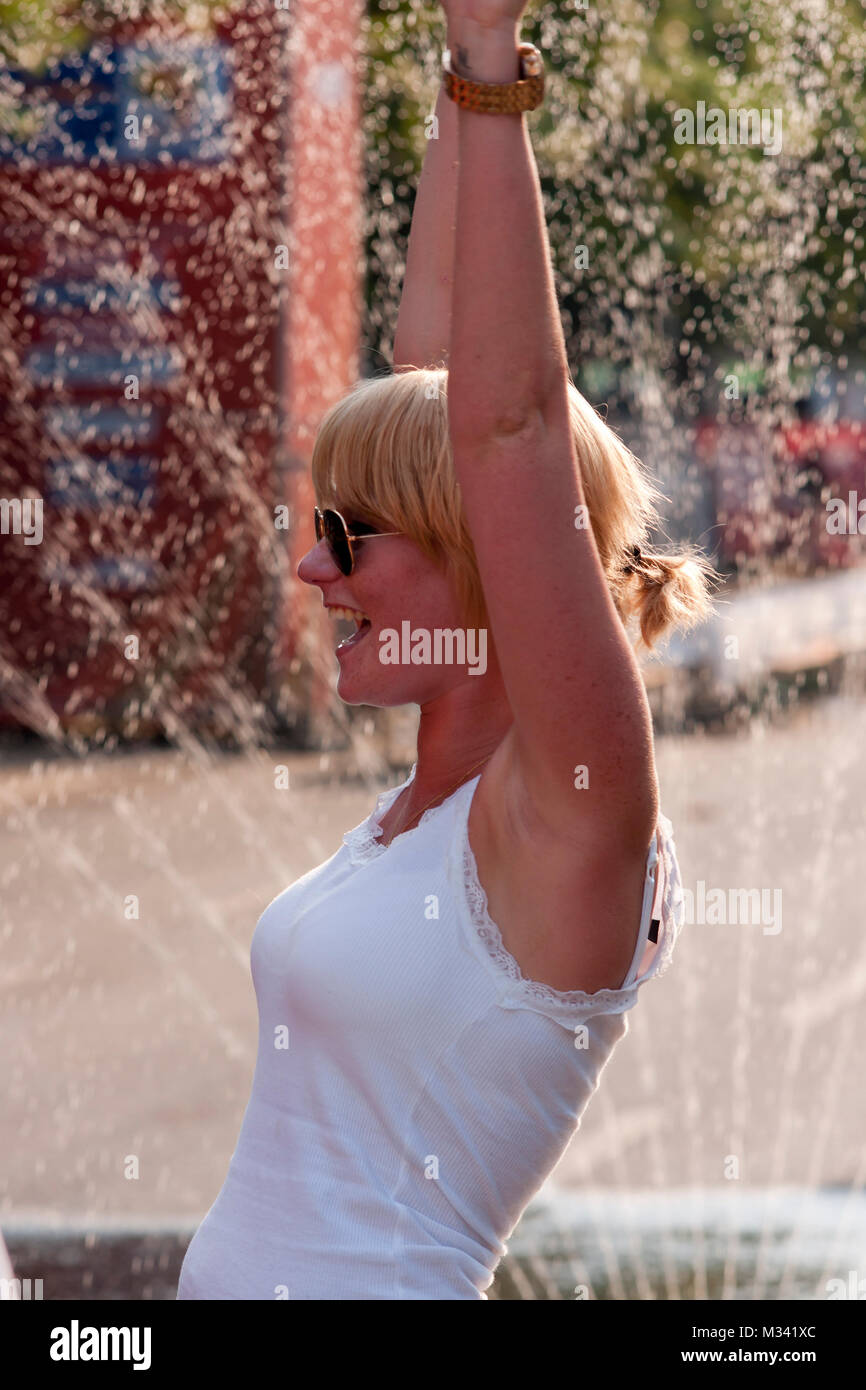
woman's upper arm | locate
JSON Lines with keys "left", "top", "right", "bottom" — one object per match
{"left": 450, "top": 392, "right": 657, "bottom": 851}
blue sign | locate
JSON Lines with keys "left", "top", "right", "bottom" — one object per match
{"left": 0, "top": 38, "right": 232, "bottom": 166}
{"left": 45, "top": 454, "right": 158, "bottom": 509}
{"left": 25, "top": 345, "right": 183, "bottom": 386}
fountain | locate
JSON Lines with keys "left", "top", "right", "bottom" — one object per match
{"left": 1, "top": 0, "right": 864, "bottom": 1302}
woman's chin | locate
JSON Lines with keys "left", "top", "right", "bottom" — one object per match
{"left": 335, "top": 649, "right": 382, "bottom": 704}
{"left": 335, "top": 660, "right": 414, "bottom": 709}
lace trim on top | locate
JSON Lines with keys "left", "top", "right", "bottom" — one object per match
{"left": 458, "top": 783, "right": 685, "bottom": 1019}
{"left": 341, "top": 763, "right": 687, "bottom": 1019}
{"left": 342, "top": 763, "right": 436, "bottom": 865}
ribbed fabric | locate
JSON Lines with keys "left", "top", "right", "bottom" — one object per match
{"left": 177, "top": 764, "right": 685, "bottom": 1301}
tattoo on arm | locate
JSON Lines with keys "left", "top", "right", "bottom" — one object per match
{"left": 456, "top": 45, "right": 472, "bottom": 75}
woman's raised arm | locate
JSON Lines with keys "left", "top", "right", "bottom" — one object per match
{"left": 446, "top": 3, "right": 659, "bottom": 852}
{"left": 392, "top": 17, "right": 461, "bottom": 370}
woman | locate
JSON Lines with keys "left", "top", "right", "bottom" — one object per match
{"left": 177, "top": 0, "right": 714, "bottom": 1301}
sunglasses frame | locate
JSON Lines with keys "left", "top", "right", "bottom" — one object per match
{"left": 314, "top": 506, "right": 402, "bottom": 576}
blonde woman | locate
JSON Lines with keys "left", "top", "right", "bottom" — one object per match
{"left": 177, "top": 0, "right": 714, "bottom": 1301}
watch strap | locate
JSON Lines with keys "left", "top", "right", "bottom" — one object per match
{"left": 442, "top": 42, "right": 544, "bottom": 113}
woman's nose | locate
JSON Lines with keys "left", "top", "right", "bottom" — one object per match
{"left": 297, "top": 537, "right": 340, "bottom": 585}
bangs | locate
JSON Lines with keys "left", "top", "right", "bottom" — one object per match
{"left": 311, "top": 371, "right": 454, "bottom": 565}
{"left": 307, "top": 367, "right": 680, "bottom": 641}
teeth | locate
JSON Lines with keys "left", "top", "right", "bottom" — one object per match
{"left": 328, "top": 606, "right": 368, "bottom": 623}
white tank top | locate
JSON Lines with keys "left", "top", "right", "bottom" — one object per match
{"left": 176, "top": 763, "right": 685, "bottom": 1301}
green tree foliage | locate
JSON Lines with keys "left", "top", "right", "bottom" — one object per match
{"left": 361, "top": 0, "right": 866, "bottom": 413}
{"left": 3, "top": 1, "right": 864, "bottom": 407}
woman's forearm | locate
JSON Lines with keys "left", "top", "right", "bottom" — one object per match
{"left": 392, "top": 27, "right": 461, "bottom": 370}
{"left": 448, "top": 22, "right": 569, "bottom": 438}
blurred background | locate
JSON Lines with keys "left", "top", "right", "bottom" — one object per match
{"left": 1, "top": 0, "right": 865, "bottom": 1300}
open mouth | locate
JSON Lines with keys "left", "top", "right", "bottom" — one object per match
{"left": 328, "top": 605, "right": 372, "bottom": 650}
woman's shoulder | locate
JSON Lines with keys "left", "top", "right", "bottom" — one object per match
{"left": 456, "top": 751, "right": 679, "bottom": 1008}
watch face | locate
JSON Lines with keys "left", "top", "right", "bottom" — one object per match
{"left": 520, "top": 46, "right": 543, "bottom": 77}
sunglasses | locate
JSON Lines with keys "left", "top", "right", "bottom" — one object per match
{"left": 314, "top": 506, "right": 401, "bottom": 576}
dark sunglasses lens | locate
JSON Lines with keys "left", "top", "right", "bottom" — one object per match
{"left": 323, "top": 510, "right": 352, "bottom": 574}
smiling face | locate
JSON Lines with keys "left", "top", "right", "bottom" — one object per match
{"left": 297, "top": 506, "right": 477, "bottom": 707}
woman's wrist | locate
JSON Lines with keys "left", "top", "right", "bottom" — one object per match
{"left": 446, "top": 18, "right": 522, "bottom": 84}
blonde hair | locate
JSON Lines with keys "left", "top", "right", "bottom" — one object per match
{"left": 311, "top": 367, "right": 717, "bottom": 650}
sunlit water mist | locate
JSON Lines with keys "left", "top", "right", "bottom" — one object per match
{"left": 1, "top": 0, "right": 865, "bottom": 1299}
{"left": 2, "top": 690, "right": 864, "bottom": 1299}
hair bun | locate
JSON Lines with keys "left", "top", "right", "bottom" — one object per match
{"left": 622, "top": 544, "right": 642, "bottom": 575}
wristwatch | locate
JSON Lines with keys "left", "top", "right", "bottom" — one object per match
{"left": 442, "top": 41, "right": 544, "bottom": 114}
